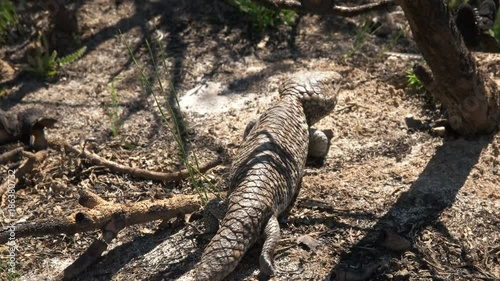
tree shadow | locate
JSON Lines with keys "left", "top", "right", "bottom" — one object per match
{"left": 328, "top": 135, "right": 491, "bottom": 279}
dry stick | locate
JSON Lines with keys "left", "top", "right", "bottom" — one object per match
{"left": 59, "top": 217, "right": 125, "bottom": 281}
{"left": 0, "top": 150, "right": 48, "bottom": 205}
{"left": 0, "top": 189, "right": 214, "bottom": 243}
{"left": 252, "top": 0, "right": 396, "bottom": 16}
{"left": 48, "top": 138, "right": 222, "bottom": 182}
{"left": 0, "top": 146, "right": 24, "bottom": 165}
{"left": 58, "top": 190, "right": 126, "bottom": 281}
{"left": 49, "top": 189, "right": 215, "bottom": 280}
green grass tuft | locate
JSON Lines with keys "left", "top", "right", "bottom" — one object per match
{"left": 406, "top": 69, "right": 424, "bottom": 90}
{"left": 0, "top": 0, "right": 17, "bottom": 44}
{"left": 344, "top": 19, "right": 382, "bottom": 59}
{"left": 0, "top": 257, "right": 21, "bottom": 281}
{"left": 226, "top": 0, "right": 295, "bottom": 30}
{"left": 107, "top": 78, "right": 122, "bottom": 137}
{"left": 121, "top": 34, "right": 217, "bottom": 204}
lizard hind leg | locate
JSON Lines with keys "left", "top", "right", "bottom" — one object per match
{"left": 259, "top": 215, "right": 281, "bottom": 276}
{"left": 203, "top": 198, "right": 228, "bottom": 233}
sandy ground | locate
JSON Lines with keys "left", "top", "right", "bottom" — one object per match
{"left": 0, "top": 1, "right": 499, "bottom": 280}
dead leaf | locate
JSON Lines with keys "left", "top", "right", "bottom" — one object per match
{"left": 297, "top": 234, "right": 321, "bottom": 251}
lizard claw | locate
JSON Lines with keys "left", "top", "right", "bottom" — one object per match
{"left": 259, "top": 254, "right": 275, "bottom": 276}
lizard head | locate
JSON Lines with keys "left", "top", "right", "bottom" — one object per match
{"left": 279, "top": 71, "right": 341, "bottom": 125}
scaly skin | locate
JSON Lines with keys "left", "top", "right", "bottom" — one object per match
{"left": 194, "top": 71, "right": 341, "bottom": 281}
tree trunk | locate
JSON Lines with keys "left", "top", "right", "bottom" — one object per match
{"left": 400, "top": 0, "right": 500, "bottom": 134}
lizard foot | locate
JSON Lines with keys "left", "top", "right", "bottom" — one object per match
{"left": 308, "top": 128, "right": 332, "bottom": 158}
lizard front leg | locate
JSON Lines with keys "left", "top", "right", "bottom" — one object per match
{"left": 308, "top": 128, "right": 332, "bottom": 158}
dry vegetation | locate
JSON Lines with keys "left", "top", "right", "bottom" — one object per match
{"left": 0, "top": 0, "right": 499, "bottom": 281}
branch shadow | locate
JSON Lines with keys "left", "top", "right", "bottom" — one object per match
{"left": 328, "top": 135, "right": 491, "bottom": 279}
{"left": 73, "top": 224, "right": 207, "bottom": 281}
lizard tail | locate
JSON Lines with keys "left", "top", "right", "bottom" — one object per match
{"left": 194, "top": 198, "right": 269, "bottom": 281}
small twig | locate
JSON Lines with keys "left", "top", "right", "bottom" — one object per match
{"left": 275, "top": 244, "right": 296, "bottom": 258}
{"left": 252, "top": 0, "right": 397, "bottom": 16}
{"left": 421, "top": 257, "right": 445, "bottom": 271}
{"left": 331, "top": 1, "right": 396, "bottom": 17}
{"left": 0, "top": 150, "right": 48, "bottom": 205}
{"left": 336, "top": 102, "right": 371, "bottom": 113}
{"left": 48, "top": 138, "right": 222, "bottom": 182}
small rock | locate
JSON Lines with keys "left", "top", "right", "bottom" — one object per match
{"left": 297, "top": 234, "right": 321, "bottom": 251}
{"left": 393, "top": 268, "right": 410, "bottom": 280}
{"left": 431, "top": 126, "right": 446, "bottom": 137}
{"left": 404, "top": 114, "right": 422, "bottom": 129}
{"left": 0, "top": 59, "right": 15, "bottom": 83}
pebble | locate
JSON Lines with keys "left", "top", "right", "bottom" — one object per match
{"left": 404, "top": 114, "right": 422, "bottom": 129}
{"left": 431, "top": 126, "right": 446, "bottom": 137}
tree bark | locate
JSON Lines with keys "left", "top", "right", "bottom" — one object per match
{"left": 400, "top": 0, "right": 500, "bottom": 134}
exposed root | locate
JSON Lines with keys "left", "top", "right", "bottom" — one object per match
{"left": 48, "top": 137, "right": 222, "bottom": 182}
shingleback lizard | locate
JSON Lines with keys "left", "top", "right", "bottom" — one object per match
{"left": 184, "top": 71, "right": 341, "bottom": 281}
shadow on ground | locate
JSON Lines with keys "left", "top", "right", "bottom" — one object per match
{"left": 328, "top": 135, "right": 491, "bottom": 279}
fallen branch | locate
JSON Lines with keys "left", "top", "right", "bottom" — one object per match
{"left": 0, "top": 146, "right": 24, "bottom": 165}
{"left": 45, "top": 189, "right": 214, "bottom": 281}
{"left": 0, "top": 189, "right": 213, "bottom": 243}
{"left": 48, "top": 138, "right": 222, "bottom": 182}
{"left": 0, "top": 150, "right": 48, "bottom": 205}
{"left": 252, "top": 0, "right": 397, "bottom": 16}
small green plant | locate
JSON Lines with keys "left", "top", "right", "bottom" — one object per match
{"left": 22, "top": 33, "right": 87, "bottom": 78}
{"left": 376, "top": 27, "right": 406, "bottom": 60}
{"left": 122, "top": 35, "right": 216, "bottom": 204}
{"left": 406, "top": 69, "right": 424, "bottom": 90}
{"left": 344, "top": 20, "right": 381, "bottom": 59}
{"left": 447, "top": 0, "right": 466, "bottom": 9}
{"left": 0, "top": 257, "right": 21, "bottom": 281}
{"left": 0, "top": 0, "right": 17, "bottom": 43}
{"left": 107, "top": 79, "right": 122, "bottom": 137}
{"left": 227, "top": 0, "right": 295, "bottom": 30}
